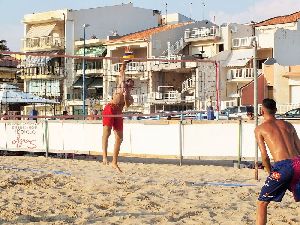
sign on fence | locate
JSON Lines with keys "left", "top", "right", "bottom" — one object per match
{"left": 5, "top": 121, "right": 45, "bottom": 152}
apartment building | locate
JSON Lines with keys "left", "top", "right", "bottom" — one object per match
{"left": 255, "top": 11, "right": 300, "bottom": 106}
{"left": 103, "top": 20, "right": 220, "bottom": 113}
{"left": 20, "top": 3, "right": 161, "bottom": 115}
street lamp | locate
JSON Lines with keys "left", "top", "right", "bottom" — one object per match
{"left": 82, "top": 24, "right": 90, "bottom": 119}
{"left": 251, "top": 21, "right": 259, "bottom": 180}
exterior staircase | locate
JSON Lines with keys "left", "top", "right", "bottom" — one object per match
{"left": 181, "top": 76, "right": 195, "bottom": 93}
{"left": 161, "top": 37, "right": 186, "bottom": 58}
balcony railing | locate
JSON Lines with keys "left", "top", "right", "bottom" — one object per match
{"left": 112, "top": 62, "right": 146, "bottom": 73}
{"left": 227, "top": 68, "right": 254, "bottom": 80}
{"left": 20, "top": 66, "right": 64, "bottom": 77}
{"left": 232, "top": 37, "right": 257, "bottom": 48}
{"left": 150, "top": 91, "right": 182, "bottom": 102}
{"left": 184, "top": 26, "right": 220, "bottom": 40}
{"left": 131, "top": 94, "right": 148, "bottom": 105}
{"left": 75, "top": 61, "right": 103, "bottom": 75}
{"left": 23, "top": 36, "right": 64, "bottom": 50}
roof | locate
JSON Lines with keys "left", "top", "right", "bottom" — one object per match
{"left": 107, "top": 22, "right": 191, "bottom": 44}
{"left": 255, "top": 11, "right": 300, "bottom": 27}
{"left": 0, "top": 57, "right": 19, "bottom": 68}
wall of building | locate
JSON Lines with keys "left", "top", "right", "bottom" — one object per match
{"left": 241, "top": 74, "right": 267, "bottom": 105}
{"left": 256, "top": 22, "right": 298, "bottom": 49}
{"left": 151, "top": 21, "right": 216, "bottom": 57}
{"left": 69, "top": 3, "right": 159, "bottom": 41}
{"left": 274, "top": 29, "right": 300, "bottom": 65}
{"left": 161, "top": 13, "right": 192, "bottom": 25}
{"left": 273, "top": 64, "right": 290, "bottom": 105}
{"left": 263, "top": 64, "right": 274, "bottom": 86}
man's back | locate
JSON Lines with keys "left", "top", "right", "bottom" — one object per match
{"left": 256, "top": 119, "right": 300, "bottom": 161}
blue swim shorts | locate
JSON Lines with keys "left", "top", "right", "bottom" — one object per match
{"left": 258, "top": 156, "right": 300, "bottom": 202}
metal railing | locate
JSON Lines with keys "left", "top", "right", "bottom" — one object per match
{"left": 184, "top": 26, "right": 220, "bottom": 39}
{"left": 161, "top": 38, "right": 185, "bottom": 56}
{"left": 23, "top": 36, "right": 64, "bottom": 50}
{"left": 150, "top": 91, "right": 181, "bottom": 101}
{"left": 227, "top": 68, "right": 254, "bottom": 80}
{"left": 113, "top": 62, "right": 146, "bottom": 72}
{"left": 131, "top": 94, "right": 148, "bottom": 105}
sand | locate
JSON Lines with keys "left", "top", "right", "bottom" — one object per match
{"left": 0, "top": 156, "right": 299, "bottom": 225}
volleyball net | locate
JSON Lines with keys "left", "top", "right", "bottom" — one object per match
{"left": 0, "top": 51, "right": 222, "bottom": 119}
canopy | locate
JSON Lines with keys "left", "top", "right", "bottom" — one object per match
{"left": 0, "top": 83, "right": 57, "bottom": 104}
{"left": 88, "top": 77, "right": 103, "bottom": 89}
{"left": 26, "top": 23, "right": 56, "bottom": 38}
{"left": 226, "top": 49, "right": 254, "bottom": 67}
{"left": 72, "top": 76, "right": 93, "bottom": 88}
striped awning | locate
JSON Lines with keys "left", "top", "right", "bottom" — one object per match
{"left": 88, "top": 77, "right": 103, "bottom": 89}
{"left": 26, "top": 23, "right": 56, "bottom": 38}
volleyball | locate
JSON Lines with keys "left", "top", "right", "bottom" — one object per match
{"left": 123, "top": 47, "right": 134, "bottom": 62}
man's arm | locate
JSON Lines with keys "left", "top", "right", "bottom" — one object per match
{"left": 116, "top": 62, "right": 127, "bottom": 92}
{"left": 255, "top": 127, "right": 272, "bottom": 173}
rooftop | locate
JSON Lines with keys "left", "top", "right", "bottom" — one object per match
{"left": 255, "top": 11, "right": 300, "bottom": 27}
{"left": 107, "top": 22, "right": 191, "bottom": 44}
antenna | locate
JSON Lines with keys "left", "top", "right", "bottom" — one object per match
{"left": 165, "top": 2, "right": 168, "bottom": 25}
{"left": 189, "top": 2, "right": 193, "bottom": 21}
{"left": 201, "top": 0, "right": 206, "bottom": 20}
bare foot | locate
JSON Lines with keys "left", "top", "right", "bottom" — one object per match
{"left": 112, "top": 163, "right": 122, "bottom": 173}
{"left": 102, "top": 158, "right": 109, "bottom": 165}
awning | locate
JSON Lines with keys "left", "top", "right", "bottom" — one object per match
{"left": 72, "top": 76, "right": 93, "bottom": 88}
{"left": 88, "top": 77, "right": 103, "bottom": 89}
{"left": 75, "top": 46, "right": 107, "bottom": 56}
{"left": 26, "top": 23, "right": 56, "bottom": 38}
{"left": 226, "top": 49, "right": 254, "bottom": 67}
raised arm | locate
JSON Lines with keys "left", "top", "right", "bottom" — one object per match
{"left": 116, "top": 62, "right": 127, "bottom": 92}
{"left": 255, "top": 127, "right": 271, "bottom": 173}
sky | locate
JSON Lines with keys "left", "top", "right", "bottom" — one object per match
{"left": 1, "top": 0, "right": 300, "bottom": 51}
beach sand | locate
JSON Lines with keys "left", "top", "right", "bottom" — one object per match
{"left": 0, "top": 156, "right": 299, "bottom": 225}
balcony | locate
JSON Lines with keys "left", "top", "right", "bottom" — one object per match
{"left": 149, "top": 91, "right": 182, "bottom": 104}
{"left": 112, "top": 62, "right": 146, "bottom": 75}
{"left": 75, "top": 61, "right": 104, "bottom": 75}
{"left": 184, "top": 26, "right": 220, "bottom": 42}
{"left": 150, "top": 55, "right": 184, "bottom": 71}
{"left": 20, "top": 66, "right": 64, "bottom": 79}
{"left": 131, "top": 94, "right": 148, "bottom": 106}
{"left": 232, "top": 37, "right": 256, "bottom": 49}
{"left": 23, "top": 36, "right": 64, "bottom": 51}
{"left": 227, "top": 68, "right": 255, "bottom": 82}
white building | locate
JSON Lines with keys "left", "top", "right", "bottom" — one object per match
{"left": 20, "top": 3, "right": 161, "bottom": 115}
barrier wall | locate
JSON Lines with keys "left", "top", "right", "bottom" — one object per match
{"left": 1, "top": 120, "right": 300, "bottom": 160}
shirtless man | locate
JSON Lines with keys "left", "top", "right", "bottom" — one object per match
{"left": 255, "top": 98, "right": 300, "bottom": 225}
{"left": 102, "top": 61, "right": 134, "bottom": 172}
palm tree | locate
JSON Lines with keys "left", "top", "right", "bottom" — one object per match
{"left": 0, "top": 40, "right": 9, "bottom": 51}
{"left": 0, "top": 40, "right": 9, "bottom": 58}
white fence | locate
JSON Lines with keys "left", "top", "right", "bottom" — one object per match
{"left": 1, "top": 120, "right": 300, "bottom": 160}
